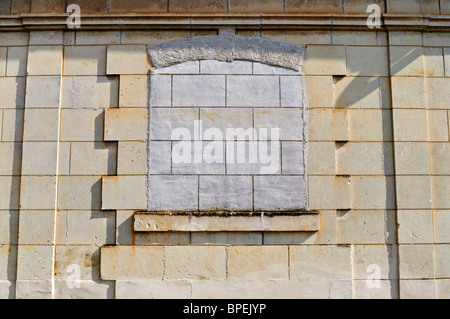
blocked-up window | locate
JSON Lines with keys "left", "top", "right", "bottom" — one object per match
{"left": 147, "top": 60, "right": 307, "bottom": 212}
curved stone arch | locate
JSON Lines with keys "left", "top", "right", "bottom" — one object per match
{"left": 146, "top": 37, "right": 308, "bottom": 213}
{"left": 147, "top": 34, "right": 305, "bottom": 72}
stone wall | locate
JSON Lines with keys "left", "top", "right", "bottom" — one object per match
{"left": 0, "top": 2, "right": 449, "bottom": 299}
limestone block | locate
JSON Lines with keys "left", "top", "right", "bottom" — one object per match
{"left": 334, "top": 77, "right": 384, "bottom": 109}
{"left": 0, "top": 143, "right": 22, "bottom": 175}
{"left": 18, "top": 211, "right": 55, "bottom": 245}
{"left": 388, "top": 0, "right": 440, "bottom": 14}
{"left": 149, "top": 108, "right": 198, "bottom": 141}
{"left": 0, "top": 245, "right": 16, "bottom": 280}
{"left": 53, "top": 280, "right": 114, "bottom": 299}
{"left": 58, "top": 176, "right": 102, "bottom": 210}
{"left": 399, "top": 245, "right": 435, "bottom": 279}
{"left": 263, "top": 30, "right": 331, "bottom": 45}
{"left": 61, "top": 76, "right": 119, "bottom": 109}
{"left": 134, "top": 233, "right": 190, "bottom": 246}
{"left": 263, "top": 232, "right": 317, "bottom": 245}
{"left": 29, "top": 31, "right": 63, "bottom": 45}
{"left": 290, "top": 245, "right": 352, "bottom": 280}
{"left": 391, "top": 77, "right": 425, "bottom": 108}
{"left": 352, "top": 280, "right": 398, "bottom": 299}
{"left": 396, "top": 176, "right": 432, "bottom": 209}
{"left": 102, "top": 176, "right": 147, "bottom": 210}
{"left": 63, "top": 46, "right": 107, "bottom": 76}
{"left": 435, "top": 245, "right": 450, "bottom": 278}
{"left": 281, "top": 142, "right": 304, "bottom": 175}
{"left": 20, "top": 176, "right": 56, "bottom": 210}
{"left": 398, "top": 211, "right": 434, "bottom": 244}
{"left": 0, "top": 47, "right": 6, "bottom": 76}
{"left": 100, "top": 246, "right": 163, "bottom": 280}
{"left": 434, "top": 211, "right": 450, "bottom": 243}
{"left": 253, "top": 62, "right": 300, "bottom": 75}
{"left": 254, "top": 108, "right": 304, "bottom": 140}
{"left": 352, "top": 245, "right": 398, "bottom": 280}
{"left": 0, "top": 32, "right": 28, "bottom": 46}
{"left": 120, "top": 75, "right": 148, "bottom": 107}
{"left": 431, "top": 176, "right": 450, "bottom": 209}
{"left": 424, "top": 47, "right": 445, "bottom": 77}
{"left": 254, "top": 176, "right": 306, "bottom": 211}
{"left": 56, "top": 211, "right": 115, "bottom": 245}
{"left": 199, "top": 176, "right": 253, "bottom": 211}
{"left": 229, "top": 0, "right": 283, "bottom": 13}
{"left": 76, "top": 31, "right": 121, "bottom": 45}
{"left": 149, "top": 75, "right": 171, "bottom": 107}
{"left": 389, "top": 47, "right": 424, "bottom": 76}
{"left": 0, "top": 281, "right": 14, "bottom": 299}
{"left": 27, "top": 46, "right": 63, "bottom": 76}
{"left": 23, "top": 109, "right": 59, "bottom": 142}
{"left": 107, "top": 45, "right": 150, "bottom": 75}
{"left": 426, "top": 78, "right": 450, "bottom": 108}
{"left": 192, "top": 233, "right": 263, "bottom": 245}
{"left": 55, "top": 246, "right": 100, "bottom": 280}
{"left": 337, "top": 211, "right": 396, "bottom": 244}
{"left": 400, "top": 280, "right": 436, "bottom": 299}
{"left": 25, "top": 76, "right": 60, "bottom": 108}
{"left": 118, "top": 141, "right": 147, "bottom": 175}
{"left": 308, "top": 108, "right": 349, "bottom": 141}
{"left": 115, "top": 280, "right": 191, "bottom": 299}
{"left": 347, "top": 47, "right": 389, "bottom": 76}
{"left": 308, "top": 176, "right": 351, "bottom": 210}
{"left": 21, "top": 142, "right": 58, "bottom": 175}
{"left": 200, "top": 60, "right": 252, "bottom": 75}
{"left": 104, "top": 108, "right": 148, "bottom": 141}
{"left": 351, "top": 176, "right": 396, "bottom": 210}
{"left": 70, "top": 142, "right": 117, "bottom": 175}
{"left": 0, "top": 177, "right": 19, "bottom": 209}
{"left": 306, "top": 142, "right": 335, "bottom": 174}
{"left": 63, "top": 31, "right": 75, "bottom": 46}
{"left": 172, "top": 75, "right": 226, "bottom": 107}
{"left": 228, "top": 246, "right": 289, "bottom": 279}
{"left": 303, "top": 46, "right": 346, "bottom": 75}
{"left": 227, "top": 76, "right": 282, "bottom": 107}
{"left": 389, "top": 31, "right": 422, "bottom": 46}
{"left": 305, "top": 76, "right": 333, "bottom": 108}
{"left": 392, "top": 109, "right": 428, "bottom": 142}
{"left": 286, "top": 0, "right": 342, "bottom": 13}
{"left": 15, "top": 280, "right": 52, "bottom": 299}
{"left": 423, "top": 32, "right": 450, "bottom": 47}
{"left": 148, "top": 175, "right": 198, "bottom": 211}
{"left": 0, "top": 211, "right": 18, "bottom": 245}
{"left": 333, "top": 30, "right": 379, "bottom": 45}
{"left": 17, "top": 246, "right": 54, "bottom": 280}
{"left": 445, "top": 48, "right": 450, "bottom": 77}
{"left": 61, "top": 109, "right": 104, "bottom": 142}
{"left": 121, "top": 30, "right": 189, "bottom": 45}
{"left": 395, "top": 142, "right": 430, "bottom": 175}
{"left": 165, "top": 246, "right": 226, "bottom": 280}
{"left": 428, "top": 110, "right": 449, "bottom": 142}
{"left": 437, "top": 279, "right": 450, "bottom": 299}
{"left": 0, "top": 77, "right": 25, "bottom": 108}
{"left": 337, "top": 142, "right": 394, "bottom": 175}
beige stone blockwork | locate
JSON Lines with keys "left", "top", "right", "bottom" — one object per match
{"left": 391, "top": 77, "right": 426, "bottom": 108}
{"left": 347, "top": 47, "right": 389, "bottom": 77}
{"left": 352, "top": 245, "right": 398, "bottom": 280}
{"left": 70, "top": 142, "right": 117, "bottom": 176}
{"left": 21, "top": 142, "right": 58, "bottom": 175}
{"left": 165, "top": 246, "right": 226, "bottom": 280}
{"left": 121, "top": 30, "right": 189, "bottom": 45}
{"left": 424, "top": 47, "right": 445, "bottom": 77}
{"left": 119, "top": 75, "right": 148, "bottom": 107}
{"left": 55, "top": 246, "right": 100, "bottom": 280}
{"left": 305, "top": 76, "right": 333, "bottom": 108}
{"left": 0, "top": 245, "right": 17, "bottom": 280}
{"left": 308, "top": 176, "right": 351, "bottom": 210}
{"left": 395, "top": 142, "right": 430, "bottom": 175}
{"left": 426, "top": 78, "right": 450, "bottom": 108}
{"left": 117, "top": 141, "right": 147, "bottom": 175}
{"left": 400, "top": 280, "right": 436, "bottom": 299}
{"left": 20, "top": 176, "right": 56, "bottom": 210}
{"left": 102, "top": 176, "right": 147, "bottom": 210}
{"left": 0, "top": 143, "right": 22, "bottom": 176}
{"left": 389, "top": 46, "right": 424, "bottom": 76}
{"left": 428, "top": 110, "right": 449, "bottom": 142}
{"left": 0, "top": 47, "right": 6, "bottom": 76}
{"left": 351, "top": 176, "right": 396, "bottom": 210}
{"left": 76, "top": 31, "right": 121, "bottom": 45}
{"left": 393, "top": 109, "right": 428, "bottom": 142}
{"left": 306, "top": 142, "right": 335, "bottom": 174}
{"left": 63, "top": 46, "right": 107, "bottom": 76}
{"left": 104, "top": 108, "right": 148, "bottom": 141}
{"left": 228, "top": 246, "right": 288, "bottom": 279}
{"left": 29, "top": 31, "right": 63, "bottom": 45}
{"left": 286, "top": 0, "right": 342, "bottom": 13}
{"left": 58, "top": 176, "right": 102, "bottom": 210}
{"left": 16, "top": 246, "right": 54, "bottom": 280}
{"left": 0, "top": 110, "right": 23, "bottom": 142}
{"left": 423, "top": 33, "right": 450, "bottom": 47}
{"left": 303, "top": 46, "right": 346, "bottom": 75}
{"left": 100, "top": 246, "right": 163, "bottom": 280}
{"left": 445, "top": 48, "right": 450, "bottom": 77}
{"left": 27, "top": 46, "right": 63, "bottom": 75}
{"left": 53, "top": 280, "right": 113, "bottom": 299}
{"left": 60, "top": 109, "right": 104, "bottom": 142}
{"left": 396, "top": 176, "right": 432, "bottom": 209}
{"left": 389, "top": 31, "right": 422, "bottom": 46}
{"left": 25, "top": 76, "right": 60, "bottom": 108}
{"left": 18, "top": 211, "right": 55, "bottom": 245}
{"left": 0, "top": 177, "right": 19, "bottom": 209}
{"left": 431, "top": 176, "right": 450, "bottom": 209}
{"left": 23, "top": 109, "right": 59, "bottom": 142}
{"left": 337, "top": 142, "right": 393, "bottom": 175}
{"left": 0, "top": 211, "right": 18, "bottom": 245}
{"left": 399, "top": 245, "right": 435, "bottom": 279}
{"left": 398, "top": 210, "right": 434, "bottom": 244}
{"left": 0, "top": 77, "right": 25, "bottom": 108}
{"left": 334, "top": 77, "right": 388, "bottom": 109}
{"left": 337, "top": 211, "right": 396, "bottom": 244}
{"left": 107, "top": 45, "right": 150, "bottom": 75}
{"left": 263, "top": 30, "right": 331, "bottom": 45}
{"left": 387, "top": 0, "right": 440, "bottom": 14}
{"left": 435, "top": 211, "right": 450, "bottom": 243}
{"left": 308, "top": 108, "right": 349, "bottom": 141}
{"left": 0, "top": 32, "right": 28, "bottom": 46}
{"left": 290, "top": 245, "right": 351, "bottom": 280}
{"left": 349, "top": 110, "right": 393, "bottom": 141}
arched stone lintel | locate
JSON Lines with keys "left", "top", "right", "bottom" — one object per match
{"left": 147, "top": 34, "right": 305, "bottom": 72}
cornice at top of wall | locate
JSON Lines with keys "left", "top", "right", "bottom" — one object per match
{"left": 0, "top": 14, "right": 449, "bottom": 31}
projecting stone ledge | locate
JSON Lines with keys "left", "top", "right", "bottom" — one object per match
{"left": 134, "top": 211, "right": 319, "bottom": 233}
